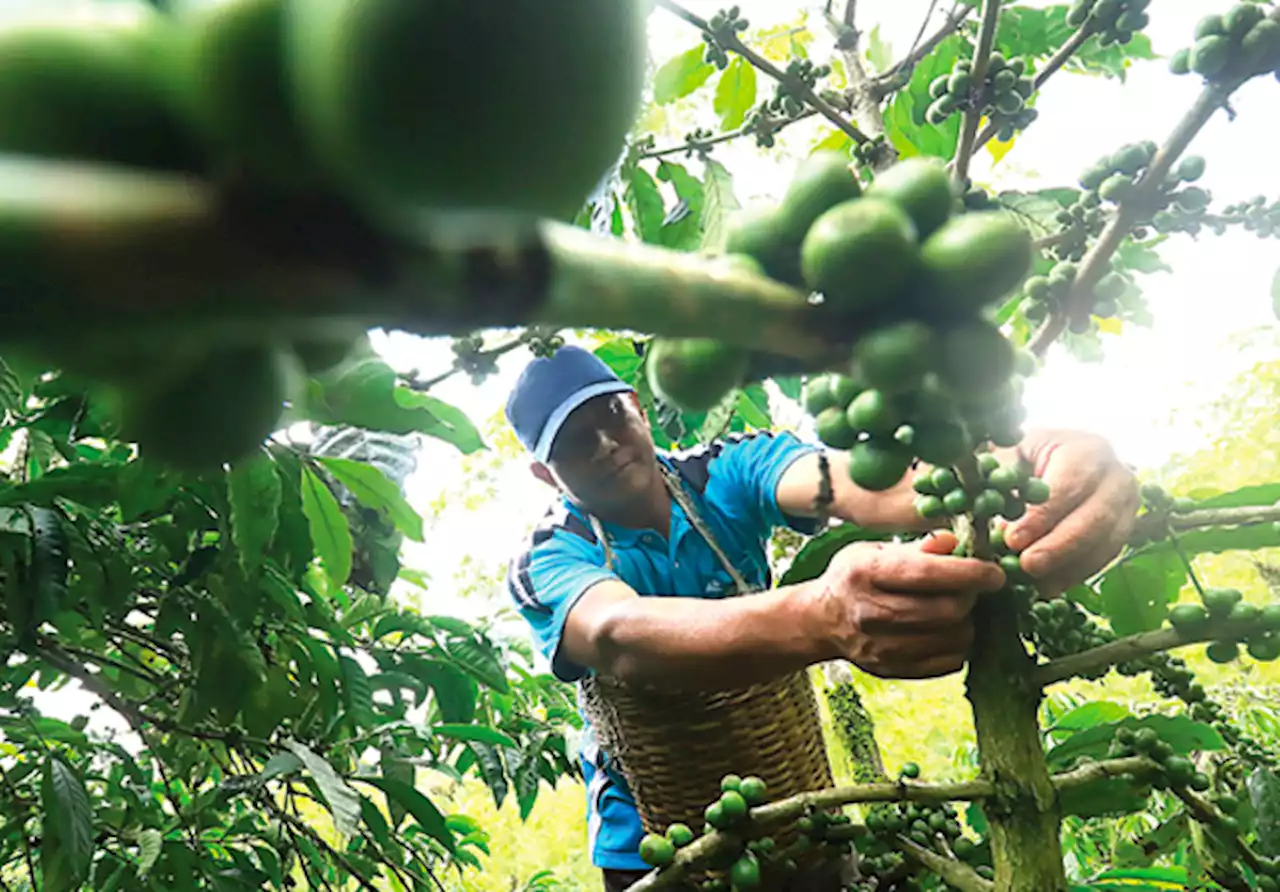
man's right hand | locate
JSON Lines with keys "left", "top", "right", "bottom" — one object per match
{"left": 810, "top": 532, "right": 1007, "bottom": 679}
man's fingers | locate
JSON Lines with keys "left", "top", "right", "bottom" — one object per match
{"left": 919, "top": 531, "right": 960, "bottom": 555}
{"left": 856, "top": 629, "right": 974, "bottom": 680}
{"left": 872, "top": 545, "right": 1006, "bottom": 595}
{"left": 1004, "top": 460, "right": 1103, "bottom": 553}
{"left": 1018, "top": 470, "right": 1138, "bottom": 579}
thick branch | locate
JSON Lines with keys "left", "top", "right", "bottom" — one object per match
{"left": 1034, "top": 616, "right": 1269, "bottom": 687}
{"left": 624, "top": 756, "right": 1153, "bottom": 892}
{"left": 896, "top": 837, "right": 994, "bottom": 892}
{"left": 1028, "top": 80, "right": 1240, "bottom": 354}
{"left": 952, "top": 0, "right": 1004, "bottom": 184}
{"left": 654, "top": 0, "right": 870, "bottom": 145}
{"left": 972, "top": 25, "right": 1095, "bottom": 154}
{"left": 1131, "top": 504, "right": 1280, "bottom": 541}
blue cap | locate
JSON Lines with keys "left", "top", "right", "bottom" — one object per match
{"left": 505, "top": 345, "right": 636, "bottom": 462}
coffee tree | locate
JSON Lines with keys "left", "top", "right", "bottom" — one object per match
{"left": 0, "top": 0, "right": 1279, "bottom": 890}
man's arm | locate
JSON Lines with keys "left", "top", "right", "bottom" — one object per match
{"left": 560, "top": 533, "right": 1004, "bottom": 690}
{"left": 776, "top": 449, "right": 939, "bottom": 532}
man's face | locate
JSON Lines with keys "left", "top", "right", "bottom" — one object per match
{"left": 543, "top": 392, "right": 659, "bottom": 512}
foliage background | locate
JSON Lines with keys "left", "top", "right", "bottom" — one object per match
{"left": 4, "top": 0, "right": 1280, "bottom": 890}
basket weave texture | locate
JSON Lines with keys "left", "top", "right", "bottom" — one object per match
{"left": 578, "top": 668, "right": 835, "bottom": 841}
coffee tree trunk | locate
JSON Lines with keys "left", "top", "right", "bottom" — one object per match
{"left": 966, "top": 595, "right": 1065, "bottom": 892}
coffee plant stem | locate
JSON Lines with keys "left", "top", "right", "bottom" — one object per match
{"left": 640, "top": 115, "right": 814, "bottom": 160}
{"left": 655, "top": 0, "right": 871, "bottom": 145}
{"left": 972, "top": 23, "right": 1096, "bottom": 154}
{"left": 260, "top": 794, "right": 385, "bottom": 892}
{"left": 1034, "top": 616, "right": 1269, "bottom": 687}
{"left": 952, "top": 0, "right": 1004, "bottom": 184}
{"left": 827, "top": 1, "right": 893, "bottom": 164}
{"left": 897, "top": 837, "right": 994, "bottom": 892}
{"left": 1130, "top": 503, "right": 1280, "bottom": 541}
{"left": 1028, "top": 79, "right": 1240, "bottom": 354}
{"left": 965, "top": 594, "right": 1067, "bottom": 891}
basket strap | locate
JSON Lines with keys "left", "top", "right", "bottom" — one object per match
{"left": 585, "top": 460, "right": 756, "bottom": 596}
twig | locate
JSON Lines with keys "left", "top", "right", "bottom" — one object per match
{"left": 262, "top": 794, "right": 382, "bottom": 892}
{"left": 1028, "top": 80, "right": 1239, "bottom": 354}
{"left": 972, "top": 25, "right": 1096, "bottom": 154}
{"left": 1170, "top": 785, "right": 1267, "bottom": 875}
{"left": 406, "top": 328, "right": 541, "bottom": 392}
{"left": 639, "top": 117, "right": 818, "bottom": 160}
{"left": 654, "top": 0, "right": 870, "bottom": 145}
{"left": 896, "top": 837, "right": 993, "bottom": 892}
{"left": 876, "top": 4, "right": 974, "bottom": 86}
{"left": 952, "top": 0, "right": 1004, "bottom": 184}
{"left": 1034, "top": 617, "right": 1270, "bottom": 686}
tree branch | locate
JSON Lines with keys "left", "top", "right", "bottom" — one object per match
{"left": 876, "top": 4, "right": 974, "bottom": 87}
{"left": 824, "top": 0, "right": 893, "bottom": 163}
{"left": 952, "top": 0, "right": 1003, "bottom": 184}
{"left": 653, "top": 0, "right": 870, "bottom": 145}
{"left": 1028, "top": 79, "right": 1241, "bottom": 354}
{"left": 1171, "top": 785, "right": 1269, "bottom": 876}
{"left": 1131, "top": 504, "right": 1280, "bottom": 542}
{"left": 623, "top": 755, "right": 1158, "bottom": 891}
{"left": 896, "top": 837, "right": 993, "bottom": 892}
{"left": 1034, "top": 616, "right": 1271, "bottom": 687}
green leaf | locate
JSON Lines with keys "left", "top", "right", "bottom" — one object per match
{"left": 0, "top": 356, "right": 22, "bottom": 418}
{"left": 653, "top": 45, "right": 715, "bottom": 104}
{"left": 362, "top": 777, "right": 455, "bottom": 852}
{"left": 865, "top": 24, "right": 893, "bottom": 71}
{"left": 227, "top": 451, "right": 282, "bottom": 571}
{"left": 735, "top": 384, "right": 772, "bottom": 429}
{"left": 467, "top": 742, "right": 509, "bottom": 810}
{"left": 1192, "top": 483, "right": 1280, "bottom": 509}
{"left": 655, "top": 160, "right": 705, "bottom": 251}
{"left": 1048, "top": 715, "right": 1224, "bottom": 773}
{"left": 1058, "top": 776, "right": 1150, "bottom": 820}
{"left": 885, "top": 34, "right": 963, "bottom": 160}
{"left": 136, "top": 828, "right": 162, "bottom": 878}
{"left": 714, "top": 56, "right": 756, "bottom": 130}
{"left": 316, "top": 456, "right": 424, "bottom": 542}
{"left": 1085, "top": 867, "right": 1189, "bottom": 890}
{"left": 401, "top": 656, "right": 477, "bottom": 724}
{"left": 1047, "top": 701, "right": 1132, "bottom": 735}
{"left": 260, "top": 752, "right": 303, "bottom": 782}
{"left": 1249, "top": 767, "right": 1280, "bottom": 857}
{"left": 624, "top": 163, "right": 666, "bottom": 245}
{"left": 338, "top": 654, "right": 377, "bottom": 729}
{"left": 446, "top": 636, "right": 510, "bottom": 694}
{"left": 300, "top": 466, "right": 353, "bottom": 588}
{"left": 1113, "top": 240, "right": 1173, "bottom": 275}
{"left": 283, "top": 741, "right": 362, "bottom": 838}
{"left": 390, "top": 390, "right": 485, "bottom": 454}
{"left": 380, "top": 748, "right": 416, "bottom": 831}
{"left": 433, "top": 724, "right": 519, "bottom": 749}
{"left": 308, "top": 358, "right": 484, "bottom": 450}
{"left": 699, "top": 158, "right": 740, "bottom": 254}
{"left": 1097, "top": 551, "right": 1186, "bottom": 636}
{"left": 0, "top": 463, "right": 122, "bottom": 509}
{"left": 779, "top": 524, "right": 898, "bottom": 586}
{"left": 41, "top": 753, "right": 94, "bottom": 892}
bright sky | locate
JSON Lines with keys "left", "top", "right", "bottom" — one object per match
{"left": 21, "top": 0, "right": 1280, "bottom": 732}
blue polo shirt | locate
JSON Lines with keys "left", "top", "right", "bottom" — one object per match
{"left": 506, "top": 430, "right": 821, "bottom": 870}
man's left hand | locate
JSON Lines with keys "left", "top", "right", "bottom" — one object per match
{"left": 1000, "top": 428, "right": 1140, "bottom": 598}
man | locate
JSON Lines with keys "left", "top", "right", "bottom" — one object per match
{"left": 503, "top": 344, "right": 1138, "bottom": 891}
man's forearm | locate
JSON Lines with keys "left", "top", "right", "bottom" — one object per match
{"left": 779, "top": 450, "right": 938, "bottom": 532}
{"left": 586, "top": 582, "right": 836, "bottom": 691}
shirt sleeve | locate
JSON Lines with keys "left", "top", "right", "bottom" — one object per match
{"left": 712, "top": 430, "right": 823, "bottom": 535}
{"left": 506, "top": 529, "right": 620, "bottom": 683}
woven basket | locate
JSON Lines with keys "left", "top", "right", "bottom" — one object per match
{"left": 579, "top": 667, "right": 839, "bottom": 886}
